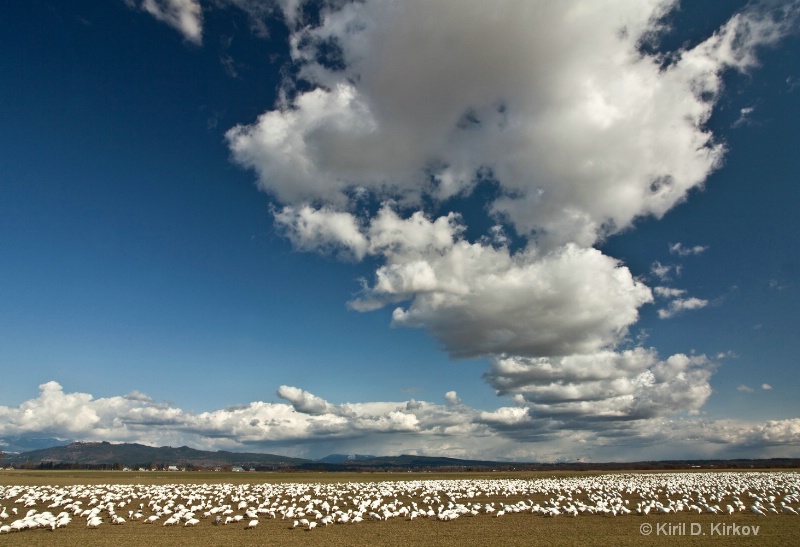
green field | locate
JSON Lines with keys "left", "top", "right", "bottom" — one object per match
{"left": 1, "top": 470, "right": 798, "bottom": 546}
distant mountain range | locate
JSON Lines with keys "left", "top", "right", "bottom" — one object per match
{"left": 0, "top": 442, "right": 308, "bottom": 469}
{"left": 0, "top": 442, "right": 514, "bottom": 470}
{"left": 2, "top": 441, "right": 799, "bottom": 471}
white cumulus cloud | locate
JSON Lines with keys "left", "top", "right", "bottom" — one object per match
{"left": 654, "top": 286, "right": 687, "bottom": 298}
{"left": 484, "top": 350, "right": 714, "bottom": 420}
{"left": 669, "top": 242, "right": 708, "bottom": 256}
{"left": 651, "top": 261, "right": 682, "bottom": 281}
{"left": 127, "top": 0, "right": 204, "bottom": 44}
{"left": 658, "top": 296, "right": 709, "bottom": 319}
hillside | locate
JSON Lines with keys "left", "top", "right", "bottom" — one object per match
{"left": 1, "top": 441, "right": 310, "bottom": 469}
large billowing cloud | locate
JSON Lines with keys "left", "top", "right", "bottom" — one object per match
{"left": 225, "top": 0, "right": 799, "bottom": 426}
{"left": 228, "top": 0, "right": 796, "bottom": 244}
{"left": 2, "top": 382, "right": 799, "bottom": 461}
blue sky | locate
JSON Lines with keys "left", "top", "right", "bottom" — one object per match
{"left": 1, "top": 0, "right": 798, "bottom": 461}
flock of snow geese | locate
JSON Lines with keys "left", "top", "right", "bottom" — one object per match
{"left": 1, "top": 472, "right": 798, "bottom": 534}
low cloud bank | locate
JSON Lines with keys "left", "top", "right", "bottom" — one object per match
{"left": 2, "top": 382, "right": 798, "bottom": 461}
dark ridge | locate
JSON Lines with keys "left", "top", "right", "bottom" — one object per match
{"left": 0, "top": 441, "right": 310, "bottom": 470}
